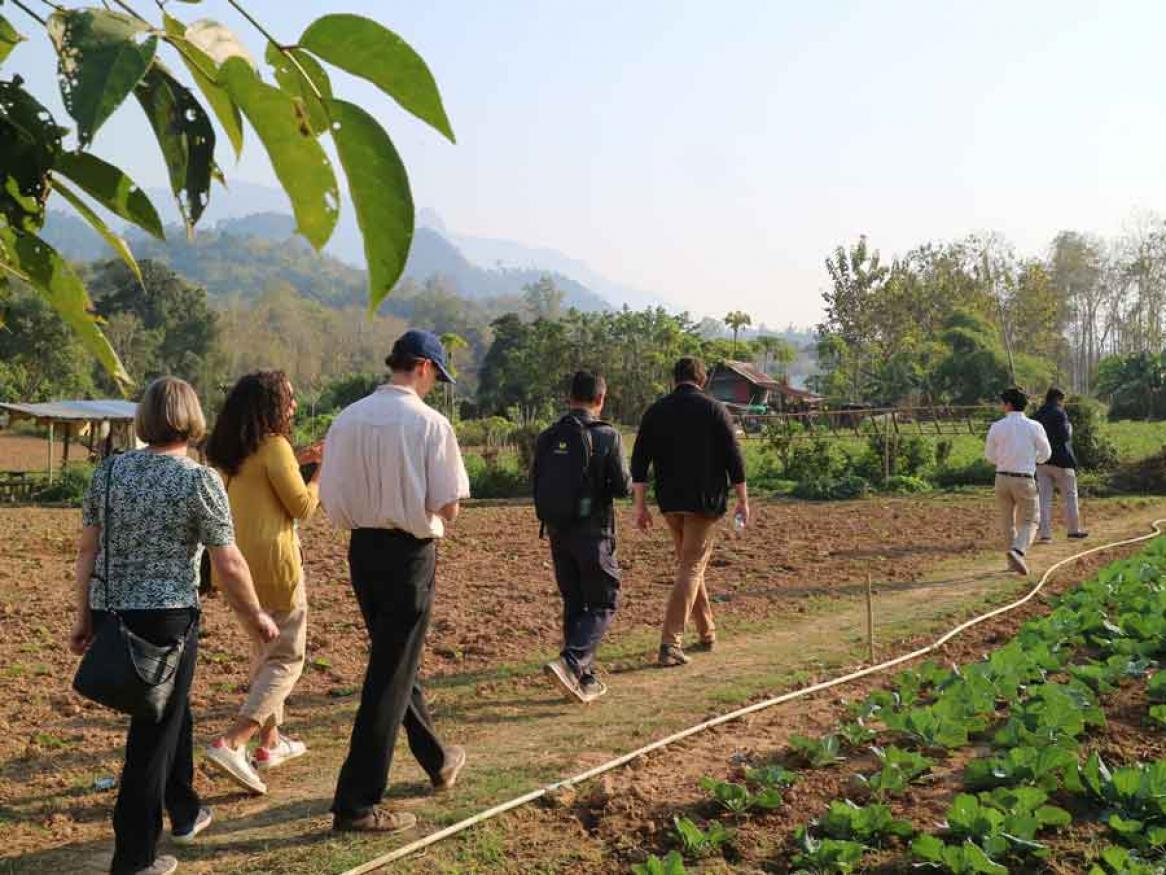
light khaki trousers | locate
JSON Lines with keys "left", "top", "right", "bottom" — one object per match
{"left": 1036, "top": 464, "right": 1082, "bottom": 538}
{"left": 661, "top": 512, "right": 718, "bottom": 647}
{"left": 995, "top": 474, "right": 1039, "bottom": 555}
{"left": 236, "top": 580, "right": 307, "bottom": 730}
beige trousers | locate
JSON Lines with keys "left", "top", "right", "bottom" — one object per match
{"left": 661, "top": 512, "right": 718, "bottom": 647}
{"left": 1036, "top": 464, "right": 1082, "bottom": 538}
{"left": 995, "top": 474, "right": 1039, "bottom": 555}
{"left": 236, "top": 579, "right": 307, "bottom": 729}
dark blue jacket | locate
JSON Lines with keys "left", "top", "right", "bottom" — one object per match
{"left": 1033, "top": 403, "right": 1078, "bottom": 469}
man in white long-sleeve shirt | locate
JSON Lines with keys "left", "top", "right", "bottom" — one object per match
{"left": 985, "top": 387, "right": 1052, "bottom": 576}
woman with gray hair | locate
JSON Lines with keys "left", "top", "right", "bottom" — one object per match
{"left": 69, "top": 377, "right": 278, "bottom": 875}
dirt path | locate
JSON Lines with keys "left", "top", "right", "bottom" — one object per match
{"left": 4, "top": 499, "right": 1161, "bottom": 875}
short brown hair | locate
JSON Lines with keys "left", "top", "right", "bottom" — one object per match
{"left": 135, "top": 376, "right": 206, "bottom": 445}
{"left": 674, "top": 356, "right": 707, "bottom": 386}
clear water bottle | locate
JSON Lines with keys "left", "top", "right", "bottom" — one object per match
{"left": 733, "top": 510, "right": 746, "bottom": 535}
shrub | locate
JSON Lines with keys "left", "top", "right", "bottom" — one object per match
{"left": 455, "top": 416, "right": 514, "bottom": 449}
{"left": 1068, "top": 397, "right": 1119, "bottom": 472}
{"left": 1108, "top": 449, "right": 1166, "bottom": 495}
{"left": 933, "top": 459, "right": 996, "bottom": 489}
{"left": 35, "top": 465, "right": 93, "bottom": 505}
{"left": 463, "top": 453, "right": 529, "bottom": 499}
{"left": 792, "top": 475, "right": 870, "bottom": 501}
{"left": 860, "top": 433, "right": 934, "bottom": 481}
{"left": 786, "top": 437, "right": 840, "bottom": 483}
{"left": 884, "top": 475, "right": 932, "bottom": 495}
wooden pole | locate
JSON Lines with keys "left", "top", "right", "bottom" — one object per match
{"left": 47, "top": 421, "right": 55, "bottom": 485}
{"left": 865, "top": 573, "right": 875, "bottom": 663}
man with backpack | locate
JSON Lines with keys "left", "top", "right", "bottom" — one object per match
{"left": 631, "top": 357, "right": 748, "bottom": 667}
{"left": 533, "top": 371, "right": 631, "bottom": 703}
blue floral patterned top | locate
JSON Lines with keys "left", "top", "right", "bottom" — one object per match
{"left": 81, "top": 451, "right": 234, "bottom": 610}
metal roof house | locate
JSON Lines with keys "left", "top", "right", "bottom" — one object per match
{"left": 0, "top": 399, "right": 137, "bottom": 483}
{"left": 706, "top": 361, "right": 824, "bottom": 412}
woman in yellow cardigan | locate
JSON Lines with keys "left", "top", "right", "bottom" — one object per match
{"left": 203, "top": 370, "right": 321, "bottom": 795}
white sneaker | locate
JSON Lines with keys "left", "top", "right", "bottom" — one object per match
{"left": 252, "top": 735, "right": 307, "bottom": 771}
{"left": 172, "top": 806, "right": 212, "bottom": 845}
{"left": 1007, "top": 549, "right": 1030, "bottom": 576}
{"left": 135, "top": 856, "right": 178, "bottom": 875}
{"left": 205, "top": 739, "right": 267, "bottom": 795}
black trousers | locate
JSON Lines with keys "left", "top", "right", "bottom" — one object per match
{"left": 103, "top": 608, "right": 200, "bottom": 875}
{"left": 331, "top": 529, "right": 449, "bottom": 820}
{"left": 549, "top": 530, "right": 620, "bottom": 680}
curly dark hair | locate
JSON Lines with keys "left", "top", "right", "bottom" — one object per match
{"left": 206, "top": 370, "right": 295, "bottom": 476}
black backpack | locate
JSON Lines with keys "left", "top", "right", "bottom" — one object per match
{"left": 533, "top": 414, "right": 602, "bottom": 529}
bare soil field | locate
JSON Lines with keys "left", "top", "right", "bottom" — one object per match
{"left": 0, "top": 495, "right": 1159, "bottom": 873}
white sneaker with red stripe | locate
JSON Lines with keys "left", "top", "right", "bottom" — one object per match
{"left": 253, "top": 735, "right": 307, "bottom": 771}
{"left": 205, "top": 738, "right": 267, "bottom": 795}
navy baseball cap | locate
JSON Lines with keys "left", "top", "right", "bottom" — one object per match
{"left": 392, "top": 329, "right": 455, "bottom": 384}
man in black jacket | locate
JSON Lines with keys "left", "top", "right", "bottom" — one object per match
{"left": 1033, "top": 388, "right": 1088, "bottom": 543}
{"left": 535, "top": 371, "right": 631, "bottom": 703}
{"left": 631, "top": 357, "right": 749, "bottom": 667}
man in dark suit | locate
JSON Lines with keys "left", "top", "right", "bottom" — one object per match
{"left": 1033, "top": 388, "right": 1088, "bottom": 543}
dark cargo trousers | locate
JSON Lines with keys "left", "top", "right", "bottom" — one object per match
{"left": 548, "top": 529, "right": 620, "bottom": 680}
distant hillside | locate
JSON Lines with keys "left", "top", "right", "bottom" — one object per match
{"left": 41, "top": 210, "right": 610, "bottom": 312}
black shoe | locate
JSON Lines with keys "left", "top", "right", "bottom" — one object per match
{"left": 1068, "top": 531, "right": 1089, "bottom": 540}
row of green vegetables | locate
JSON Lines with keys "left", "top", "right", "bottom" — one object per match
{"left": 633, "top": 537, "right": 1166, "bottom": 875}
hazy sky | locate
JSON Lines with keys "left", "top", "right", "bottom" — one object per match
{"left": 10, "top": 1, "right": 1166, "bottom": 327}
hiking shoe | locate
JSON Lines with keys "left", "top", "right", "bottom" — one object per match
{"left": 658, "top": 644, "right": 691, "bottom": 667}
{"left": 433, "top": 745, "right": 466, "bottom": 792}
{"left": 205, "top": 739, "right": 267, "bottom": 795}
{"left": 1068, "top": 531, "right": 1089, "bottom": 540}
{"left": 135, "top": 857, "right": 178, "bottom": 875}
{"left": 253, "top": 735, "right": 307, "bottom": 771}
{"left": 1007, "top": 549, "right": 1030, "bottom": 576}
{"left": 690, "top": 637, "right": 717, "bottom": 653}
{"left": 579, "top": 675, "right": 608, "bottom": 703}
{"left": 333, "top": 808, "right": 417, "bottom": 834}
{"left": 544, "top": 657, "right": 586, "bottom": 703}
{"left": 1036, "top": 536, "right": 1053, "bottom": 545}
{"left": 172, "top": 806, "right": 212, "bottom": 845}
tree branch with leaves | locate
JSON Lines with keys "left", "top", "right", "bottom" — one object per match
{"left": 0, "top": 1, "right": 454, "bottom": 395}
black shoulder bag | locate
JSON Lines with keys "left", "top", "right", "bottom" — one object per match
{"left": 72, "top": 458, "right": 188, "bottom": 723}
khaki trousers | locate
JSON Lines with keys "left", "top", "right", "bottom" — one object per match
{"left": 995, "top": 475, "right": 1039, "bottom": 555}
{"left": 236, "top": 579, "right": 307, "bottom": 729}
{"left": 1036, "top": 464, "right": 1082, "bottom": 538}
{"left": 661, "top": 512, "right": 718, "bottom": 647}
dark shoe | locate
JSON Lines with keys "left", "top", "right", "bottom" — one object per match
{"left": 544, "top": 657, "right": 586, "bottom": 703}
{"left": 1007, "top": 549, "right": 1030, "bottom": 576}
{"left": 658, "top": 644, "right": 691, "bottom": 667}
{"left": 690, "top": 637, "right": 716, "bottom": 653}
{"left": 333, "top": 809, "right": 418, "bottom": 834}
{"left": 579, "top": 675, "right": 608, "bottom": 703}
{"left": 172, "top": 806, "right": 212, "bottom": 845}
{"left": 1068, "top": 531, "right": 1089, "bottom": 540}
{"left": 1035, "top": 536, "right": 1053, "bottom": 545}
{"left": 135, "top": 857, "right": 178, "bottom": 875}
{"left": 433, "top": 745, "right": 466, "bottom": 792}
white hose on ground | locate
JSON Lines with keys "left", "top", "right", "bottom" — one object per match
{"left": 340, "top": 519, "right": 1166, "bottom": 875}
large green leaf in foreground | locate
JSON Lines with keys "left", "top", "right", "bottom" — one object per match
{"left": 53, "top": 150, "right": 164, "bottom": 240}
{"left": 48, "top": 9, "right": 157, "bottom": 147}
{"left": 300, "top": 14, "right": 455, "bottom": 143}
{"left": 328, "top": 98, "right": 413, "bottom": 313}
{"left": 220, "top": 58, "right": 338, "bottom": 251}
{"left": 0, "top": 227, "right": 130, "bottom": 391}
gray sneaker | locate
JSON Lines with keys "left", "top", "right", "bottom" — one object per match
{"left": 432, "top": 745, "right": 466, "bottom": 792}
{"left": 544, "top": 657, "right": 586, "bottom": 703}
{"left": 135, "top": 857, "right": 178, "bottom": 875}
{"left": 172, "top": 806, "right": 212, "bottom": 845}
{"left": 1007, "top": 549, "right": 1030, "bottom": 576}
{"left": 658, "top": 644, "right": 691, "bottom": 667}
{"left": 579, "top": 675, "right": 608, "bottom": 703}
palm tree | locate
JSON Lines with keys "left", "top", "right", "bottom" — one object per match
{"left": 440, "top": 332, "right": 469, "bottom": 421}
{"left": 724, "top": 311, "right": 752, "bottom": 359}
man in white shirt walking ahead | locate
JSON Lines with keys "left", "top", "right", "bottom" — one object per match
{"left": 319, "top": 329, "right": 471, "bottom": 835}
{"left": 984, "top": 387, "right": 1052, "bottom": 577}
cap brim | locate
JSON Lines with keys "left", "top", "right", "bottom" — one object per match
{"left": 434, "top": 361, "right": 455, "bottom": 385}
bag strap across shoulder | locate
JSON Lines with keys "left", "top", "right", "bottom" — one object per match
{"left": 96, "top": 457, "right": 116, "bottom": 614}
